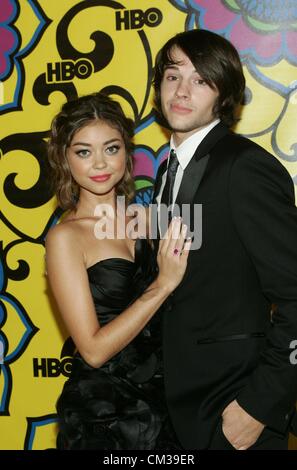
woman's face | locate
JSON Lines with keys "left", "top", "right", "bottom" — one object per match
{"left": 66, "top": 120, "right": 127, "bottom": 200}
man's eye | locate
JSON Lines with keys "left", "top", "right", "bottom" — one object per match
{"left": 195, "top": 79, "right": 206, "bottom": 85}
{"left": 167, "top": 75, "right": 178, "bottom": 81}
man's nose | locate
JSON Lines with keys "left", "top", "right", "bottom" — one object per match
{"left": 175, "top": 79, "right": 190, "bottom": 98}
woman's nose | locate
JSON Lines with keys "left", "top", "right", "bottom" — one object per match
{"left": 93, "top": 151, "right": 107, "bottom": 168}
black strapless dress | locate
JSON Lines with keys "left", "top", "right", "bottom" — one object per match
{"left": 56, "top": 239, "right": 180, "bottom": 450}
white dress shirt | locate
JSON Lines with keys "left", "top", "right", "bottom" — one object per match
{"left": 156, "top": 119, "right": 220, "bottom": 208}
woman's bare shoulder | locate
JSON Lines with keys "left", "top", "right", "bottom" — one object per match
{"left": 46, "top": 218, "right": 77, "bottom": 244}
{"left": 45, "top": 219, "right": 91, "bottom": 263}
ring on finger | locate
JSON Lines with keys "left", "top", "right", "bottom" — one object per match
{"left": 173, "top": 248, "right": 183, "bottom": 256}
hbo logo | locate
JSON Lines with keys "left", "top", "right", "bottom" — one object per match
{"left": 46, "top": 58, "right": 93, "bottom": 83}
{"left": 115, "top": 8, "right": 162, "bottom": 30}
{"left": 33, "top": 357, "right": 73, "bottom": 377}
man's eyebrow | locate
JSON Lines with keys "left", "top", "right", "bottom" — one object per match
{"left": 164, "top": 64, "right": 179, "bottom": 70}
{"left": 164, "top": 64, "right": 201, "bottom": 76}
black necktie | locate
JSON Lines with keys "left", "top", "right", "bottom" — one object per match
{"left": 161, "top": 149, "right": 179, "bottom": 209}
{"left": 159, "top": 149, "right": 179, "bottom": 235}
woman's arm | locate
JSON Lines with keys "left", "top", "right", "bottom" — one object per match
{"left": 46, "top": 218, "right": 190, "bottom": 368}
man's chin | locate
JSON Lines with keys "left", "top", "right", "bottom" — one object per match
{"left": 170, "top": 124, "right": 197, "bottom": 133}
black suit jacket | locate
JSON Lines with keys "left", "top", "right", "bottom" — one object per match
{"left": 153, "top": 122, "right": 297, "bottom": 449}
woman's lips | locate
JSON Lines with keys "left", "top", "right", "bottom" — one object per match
{"left": 89, "top": 174, "right": 111, "bottom": 182}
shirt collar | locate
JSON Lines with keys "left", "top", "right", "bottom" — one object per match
{"left": 169, "top": 119, "right": 220, "bottom": 170}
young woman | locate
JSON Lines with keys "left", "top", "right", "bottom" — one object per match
{"left": 45, "top": 92, "right": 191, "bottom": 450}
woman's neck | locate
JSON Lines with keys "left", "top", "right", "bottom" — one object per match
{"left": 74, "top": 190, "right": 117, "bottom": 219}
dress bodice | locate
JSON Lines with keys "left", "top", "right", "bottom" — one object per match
{"left": 71, "top": 238, "right": 161, "bottom": 382}
{"left": 87, "top": 237, "right": 155, "bottom": 308}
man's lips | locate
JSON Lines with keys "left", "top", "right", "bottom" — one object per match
{"left": 89, "top": 174, "right": 111, "bottom": 182}
{"left": 170, "top": 103, "right": 193, "bottom": 114}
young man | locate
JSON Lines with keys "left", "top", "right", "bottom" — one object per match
{"left": 152, "top": 29, "right": 297, "bottom": 450}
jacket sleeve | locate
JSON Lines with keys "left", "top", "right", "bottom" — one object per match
{"left": 229, "top": 146, "right": 297, "bottom": 433}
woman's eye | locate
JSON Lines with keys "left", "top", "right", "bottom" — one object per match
{"left": 105, "top": 145, "right": 120, "bottom": 155}
{"left": 76, "top": 149, "right": 90, "bottom": 158}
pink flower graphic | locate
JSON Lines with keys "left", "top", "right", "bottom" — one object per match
{"left": 133, "top": 145, "right": 169, "bottom": 205}
{"left": 0, "top": 0, "right": 14, "bottom": 22}
{"left": 187, "top": 0, "right": 297, "bottom": 64}
{"left": 0, "top": 0, "right": 19, "bottom": 80}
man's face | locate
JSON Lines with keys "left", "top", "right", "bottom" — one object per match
{"left": 160, "top": 46, "right": 219, "bottom": 145}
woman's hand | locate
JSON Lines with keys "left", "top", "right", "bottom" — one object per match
{"left": 157, "top": 217, "right": 191, "bottom": 292}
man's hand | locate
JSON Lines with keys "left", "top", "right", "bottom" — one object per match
{"left": 222, "top": 399, "right": 265, "bottom": 450}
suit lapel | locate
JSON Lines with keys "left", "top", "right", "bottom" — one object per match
{"left": 176, "top": 122, "right": 229, "bottom": 206}
{"left": 175, "top": 154, "right": 210, "bottom": 206}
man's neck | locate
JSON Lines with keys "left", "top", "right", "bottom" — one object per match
{"left": 172, "top": 119, "right": 220, "bottom": 149}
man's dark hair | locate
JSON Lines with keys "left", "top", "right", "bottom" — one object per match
{"left": 153, "top": 29, "right": 246, "bottom": 127}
